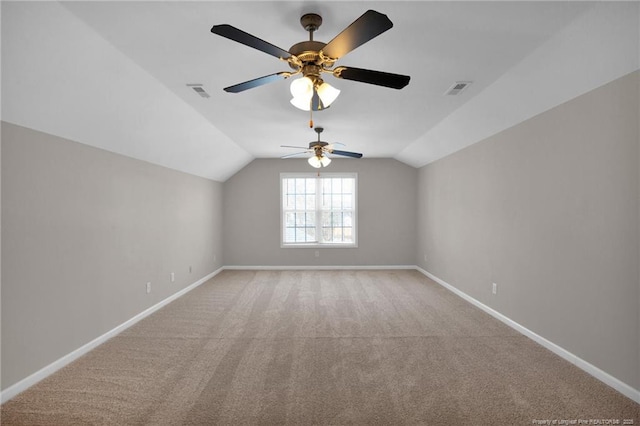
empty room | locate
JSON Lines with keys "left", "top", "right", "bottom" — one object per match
{"left": 1, "top": 1, "right": 639, "bottom": 424}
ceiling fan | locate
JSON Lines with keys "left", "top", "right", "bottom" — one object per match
{"left": 281, "top": 127, "right": 363, "bottom": 168}
{"left": 211, "top": 10, "right": 411, "bottom": 111}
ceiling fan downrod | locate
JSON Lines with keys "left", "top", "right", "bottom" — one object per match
{"left": 300, "top": 13, "right": 322, "bottom": 41}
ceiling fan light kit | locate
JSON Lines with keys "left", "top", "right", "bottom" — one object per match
{"left": 316, "top": 82, "right": 340, "bottom": 107}
{"left": 290, "top": 76, "right": 314, "bottom": 98}
{"left": 289, "top": 77, "right": 340, "bottom": 111}
{"left": 290, "top": 93, "right": 313, "bottom": 111}
{"left": 308, "top": 153, "right": 332, "bottom": 168}
{"left": 211, "top": 9, "right": 410, "bottom": 167}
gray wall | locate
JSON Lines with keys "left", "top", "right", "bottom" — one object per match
{"left": 3, "top": 70, "right": 638, "bottom": 396}
{"left": 1, "top": 122, "right": 224, "bottom": 390}
{"left": 416, "top": 71, "right": 640, "bottom": 390}
{"left": 223, "top": 158, "right": 417, "bottom": 267}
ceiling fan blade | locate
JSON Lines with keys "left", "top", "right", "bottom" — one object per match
{"left": 280, "top": 145, "right": 310, "bottom": 149}
{"left": 281, "top": 151, "right": 310, "bottom": 159}
{"left": 330, "top": 149, "right": 363, "bottom": 158}
{"left": 321, "top": 10, "right": 393, "bottom": 60}
{"left": 333, "top": 66, "right": 410, "bottom": 89}
{"left": 211, "top": 24, "right": 291, "bottom": 60}
{"left": 224, "top": 72, "right": 289, "bottom": 93}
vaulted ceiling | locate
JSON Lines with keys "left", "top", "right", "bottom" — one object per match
{"left": 2, "top": 1, "right": 638, "bottom": 181}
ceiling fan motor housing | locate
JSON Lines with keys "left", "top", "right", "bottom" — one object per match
{"left": 288, "top": 41, "right": 326, "bottom": 66}
{"left": 309, "top": 141, "right": 329, "bottom": 149}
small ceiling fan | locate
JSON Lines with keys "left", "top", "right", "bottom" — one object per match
{"left": 281, "top": 127, "right": 363, "bottom": 168}
{"left": 211, "top": 10, "right": 410, "bottom": 111}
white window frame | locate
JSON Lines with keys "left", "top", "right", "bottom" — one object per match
{"left": 280, "top": 172, "right": 358, "bottom": 248}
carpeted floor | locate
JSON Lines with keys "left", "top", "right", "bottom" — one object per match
{"left": 2, "top": 269, "right": 638, "bottom": 425}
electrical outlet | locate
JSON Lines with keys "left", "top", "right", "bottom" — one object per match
{"left": 146, "top": 282, "right": 151, "bottom": 294}
{"left": 213, "top": 254, "right": 217, "bottom": 262}
{"left": 189, "top": 266, "right": 192, "bottom": 274}
{"left": 492, "top": 283, "right": 497, "bottom": 295}
{"left": 424, "top": 254, "right": 427, "bottom": 262}
{"left": 170, "top": 272, "right": 175, "bottom": 282}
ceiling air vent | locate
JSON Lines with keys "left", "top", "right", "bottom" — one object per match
{"left": 187, "top": 84, "right": 210, "bottom": 98}
{"left": 445, "top": 81, "right": 472, "bottom": 96}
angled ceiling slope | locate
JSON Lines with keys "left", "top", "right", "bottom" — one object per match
{"left": 2, "top": 2, "right": 638, "bottom": 181}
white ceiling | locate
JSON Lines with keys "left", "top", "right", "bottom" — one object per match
{"left": 2, "top": 1, "right": 638, "bottom": 181}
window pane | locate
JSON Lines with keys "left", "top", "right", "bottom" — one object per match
{"left": 306, "top": 194, "right": 315, "bottom": 210}
{"left": 285, "top": 227, "right": 295, "bottom": 242}
{"left": 343, "top": 227, "right": 353, "bottom": 243}
{"left": 306, "top": 178, "right": 315, "bottom": 193}
{"left": 332, "top": 212, "right": 342, "bottom": 226}
{"left": 331, "top": 194, "right": 341, "bottom": 210}
{"left": 343, "top": 211, "right": 353, "bottom": 226}
{"left": 343, "top": 194, "right": 352, "bottom": 209}
{"left": 333, "top": 178, "right": 342, "bottom": 194}
{"left": 285, "top": 212, "right": 296, "bottom": 227}
{"left": 322, "top": 227, "right": 332, "bottom": 242}
{"left": 321, "top": 211, "right": 331, "bottom": 227}
{"left": 322, "top": 178, "right": 331, "bottom": 194}
{"left": 306, "top": 227, "right": 316, "bottom": 242}
{"left": 342, "top": 178, "right": 353, "bottom": 192}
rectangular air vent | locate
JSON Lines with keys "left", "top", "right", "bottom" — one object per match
{"left": 187, "top": 83, "right": 210, "bottom": 98}
{"left": 445, "top": 81, "right": 472, "bottom": 96}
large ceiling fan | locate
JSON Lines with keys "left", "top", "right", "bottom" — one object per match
{"left": 281, "top": 127, "right": 363, "bottom": 168}
{"left": 211, "top": 10, "right": 410, "bottom": 111}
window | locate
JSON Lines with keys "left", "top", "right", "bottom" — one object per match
{"left": 281, "top": 173, "right": 357, "bottom": 247}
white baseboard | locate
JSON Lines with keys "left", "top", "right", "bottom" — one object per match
{"left": 222, "top": 265, "right": 417, "bottom": 271}
{"left": 0, "top": 268, "right": 223, "bottom": 404}
{"left": 4, "top": 266, "right": 638, "bottom": 405}
{"left": 415, "top": 266, "right": 640, "bottom": 404}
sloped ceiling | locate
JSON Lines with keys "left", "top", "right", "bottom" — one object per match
{"left": 2, "top": 1, "right": 638, "bottom": 181}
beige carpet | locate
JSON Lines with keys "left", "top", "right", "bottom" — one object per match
{"left": 2, "top": 270, "right": 638, "bottom": 425}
